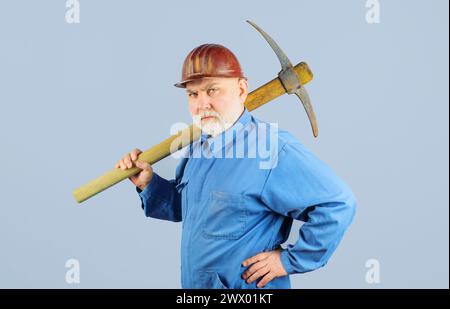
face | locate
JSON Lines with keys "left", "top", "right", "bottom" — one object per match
{"left": 186, "top": 77, "right": 248, "bottom": 137}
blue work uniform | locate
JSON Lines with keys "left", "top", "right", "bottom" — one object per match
{"left": 137, "top": 108, "right": 356, "bottom": 289}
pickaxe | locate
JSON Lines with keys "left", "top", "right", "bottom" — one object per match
{"left": 73, "top": 20, "right": 318, "bottom": 203}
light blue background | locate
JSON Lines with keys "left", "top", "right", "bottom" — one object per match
{"left": 0, "top": 0, "right": 448, "bottom": 288}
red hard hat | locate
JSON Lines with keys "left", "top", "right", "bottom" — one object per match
{"left": 174, "top": 44, "right": 246, "bottom": 88}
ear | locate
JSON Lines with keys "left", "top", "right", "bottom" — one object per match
{"left": 238, "top": 78, "right": 249, "bottom": 104}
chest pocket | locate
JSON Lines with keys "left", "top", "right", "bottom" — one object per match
{"left": 202, "top": 191, "right": 247, "bottom": 240}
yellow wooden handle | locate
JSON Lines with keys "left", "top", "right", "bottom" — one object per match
{"left": 72, "top": 62, "right": 313, "bottom": 203}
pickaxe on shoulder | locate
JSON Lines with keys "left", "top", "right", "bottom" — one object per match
{"left": 73, "top": 20, "right": 318, "bottom": 203}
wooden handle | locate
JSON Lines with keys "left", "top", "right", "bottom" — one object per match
{"left": 72, "top": 62, "right": 313, "bottom": 203}
{"left": 73, "top": 125, "right": 201, "bottom": 203}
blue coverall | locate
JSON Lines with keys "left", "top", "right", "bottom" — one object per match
{"left": 137, "top": 108, "right": 356, "bottom": 288}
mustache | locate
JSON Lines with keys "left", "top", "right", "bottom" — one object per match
{"left": 194, "top": 110, "right": 223, "bottom": 121}
{"left": 200, "top": 110, "right": 220, "bottom": 119}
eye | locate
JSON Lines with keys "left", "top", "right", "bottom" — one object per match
{"left": 188, "top": 92, "right": 198, "bottom": 98}
{"left": 207, "top": 88, "right": 218, "bottom": 96}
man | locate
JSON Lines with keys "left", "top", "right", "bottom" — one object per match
{"left": 115, "top": 44, "right": 356, "bottom": 289}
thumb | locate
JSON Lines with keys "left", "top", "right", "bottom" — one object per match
{"left": 135, "top": 160, "right": 151, "bottom": 171}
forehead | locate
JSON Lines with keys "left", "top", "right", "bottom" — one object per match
{"left": 186, "top": 77, "right": 232, "bottom": 91}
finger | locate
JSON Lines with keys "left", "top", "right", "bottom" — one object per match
{"left": 242, "top": 252, "right": 268, "bottom": 267}
{"left": 119, "top": 160, "right": 127, "bottom": 170}
{"left": 242, "top": 261, "right": 267, "bottom": 280}
{"left": 246, "top": 265, "right": 270, "bottom": 284}
{"left": 131, "top": 148, "right": 142, "bottom": 161}
{"left": 115, "top": 162, "right": 120, "bottom": 169}
{"left": 257, "top": 272, "right": 275, "bottom": 288}
{"left": 129, "top": 175, "right": 139, "bottom": 184}
{"left": 135, "top": 160, "right": 151, "bottom": 171}
{"left": 124, "top": 154, "right": 133, "bottom": 168}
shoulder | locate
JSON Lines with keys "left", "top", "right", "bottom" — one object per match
{"left": 250, "top": 114, "right": 304, "bottom": 154}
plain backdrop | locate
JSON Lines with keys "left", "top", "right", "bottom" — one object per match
{"left": 0, "top": 0, "right": 448, "bottom": 288}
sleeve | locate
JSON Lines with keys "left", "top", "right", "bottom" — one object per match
{"left": 136, "top": 158, "right": 189, "bottom": 222}
{"left": 260, "top": 142, "right": 357, "bottom": 274}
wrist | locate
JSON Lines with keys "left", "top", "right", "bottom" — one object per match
{"left": 138, "top": 174, "right": 153, "bottom": 191}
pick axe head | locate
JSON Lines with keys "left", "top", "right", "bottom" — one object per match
{"left": 247, "top": 20, "right": 319, "bottom": 138}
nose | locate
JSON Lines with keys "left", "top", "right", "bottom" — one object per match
{"left": 196, "top": 92, "right": 212, "bottom": 111}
